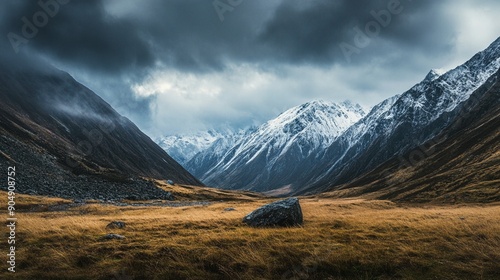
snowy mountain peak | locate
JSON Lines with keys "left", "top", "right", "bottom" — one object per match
{"left": 157, "top": 129, "right": 232, "bottom": 165}
{"left": 341, "top": 100, "right": 366, "bottom": 115}
{"left": 161, "top": 99, "right": 367, "bottom": 169}
{"left": 266, "top": 100, "right": 365, "bottom": 141}
{"left": 424, "top": 69, "right": 445, "bottom": 82}
{"left": 196, "top": 100, "right": 368, "bottom": 190}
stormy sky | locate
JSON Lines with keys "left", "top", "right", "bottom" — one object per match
{"left": 1, "top": 0, "right": 499, "bottom": 136}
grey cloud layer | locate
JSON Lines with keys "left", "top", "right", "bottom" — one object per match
{"left": 1, "top": 0, "right": 498, "bottom": 135}
{"left": 2, "top": 0, "right": 458, "bottom": 71}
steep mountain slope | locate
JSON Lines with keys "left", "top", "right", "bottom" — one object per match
{"left": 323, "top": 68, "right": 500, "bottom": 203}
{"left": 199, "top": 100, "right": 366, "bottom": 191}
{"left": 0, "top": 61, "right": 200, "bottom": 200}
{"left": 296, "top": 37, "right": 500, "bottom": 195}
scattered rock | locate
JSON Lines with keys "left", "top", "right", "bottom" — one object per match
{"left": 242, "top": 197, "right": 303, "bottom": 227}
{"left": 106, "top": 221, "right": 126, "bottom": 229}
{"left": 224, "top": 207, "right": 236, "bottom": 212}
{"left": 100, "top": 233, "right": 125, "bottom": 240}
{"left": 167, "top": 180, "right": 174, "bottom": 185}
{"left": 8, "top": 170, "right": 174, "bottom": 201}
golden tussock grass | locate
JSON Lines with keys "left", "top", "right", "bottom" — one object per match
{"left": 1, "top": 191, "right": 500, "bottom": 279}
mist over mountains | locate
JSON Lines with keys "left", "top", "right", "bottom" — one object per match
{"left": 0, "top": 58, "right": 200, "bottom": 200}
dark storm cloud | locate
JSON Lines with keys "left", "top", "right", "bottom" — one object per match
{"left": 258, "top": 0, "right": 455, "bottom": 65}
{"left": 0, "top": 0, "right": 158, "bottom": 128}
{"left": 128, "top": 0, "right": 274, "bottom": 71}
{"left": 1, "top": 0, "right": 456, "bottom": 73}
{"left": 2, "top": 0, "right": 154, "bottom": 74}
{"left": 1, "top": 0, "right": 497, "bottom": 135}
{"left": 138, "top": 0, "right": 455, "bottom": 69}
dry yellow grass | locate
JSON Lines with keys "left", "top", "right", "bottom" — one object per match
{"left": 153, "top": 180, "right": 265, "bottom": 201}
{"left": 0, "top": 191, "right": 71, "bottom": 210}
{"left": 1, "top": 192, "right": 499, "bottom": 279}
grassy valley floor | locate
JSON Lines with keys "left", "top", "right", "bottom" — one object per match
{"left": 1, "top": 189, "right": 500, "bottom": 279}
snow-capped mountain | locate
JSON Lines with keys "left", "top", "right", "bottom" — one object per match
{"left": 156, "top": 129, "right": 232, "bottom": 165}
{"left": 185, "top": 128, "right": 255, "bottom": 177}
{"left": 334, "top": 67, "right": 500, "bottom": 203}
{"left": 190, "top": 37, "right": 500, "bottom": 195}
{"left": 198, "top": 100, "right": 366, "bottom": 191}
{"left": 297, "top": 36, "right": 500, "bottom": 194}
{"left": 423, "top": 68, "right": 446, "bottom": 83}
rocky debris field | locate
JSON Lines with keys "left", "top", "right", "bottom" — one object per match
{"left": 15, "top": 176, "right": 173, "bottom": 201}
{"left": 0, "top": 135, "right": 173, "bottom": 201}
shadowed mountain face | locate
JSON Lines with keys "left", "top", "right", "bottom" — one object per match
{"left": 323, "top": 69, "right": 500, "bottom": 203}
{"left": 294, "top": 37, "right": 500, "bottom": 195}
{"left": 0, "top": 62, "right": 200, "bottom": 200}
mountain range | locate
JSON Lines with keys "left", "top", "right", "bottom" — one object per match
{"left": 326, "top": 67, "right": 500, "bottom": 203}
{"left": 195, "top": 100, "right": 366, "bottom": 192}
{"left": 298, "top": 36, "right": 500, "bottom": 195}
{"left": 161, "top": 37, "right": 500, "bottom": 197}
{"left": 156, "top": 129, "right": 231, "bottom": 165}
{"left": 1, "top": 37, "right": 498, "bottom": 203}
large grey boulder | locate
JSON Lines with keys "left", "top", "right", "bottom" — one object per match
{"left": 242, "top": 197, "right": 303, "bottom": 227}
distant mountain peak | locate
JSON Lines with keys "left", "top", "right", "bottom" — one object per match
{"left": 303, "top": 99, "right": 327, "bottom": 106}
{"left": 192, "top": 99, "right": 367, "bottom": 191}
{"left": 267, "top": 100, "right": 365, "bottom": 137}
{"left": 157, "top": 129, "right": 233, "bottom": 165}
{"left": 424, "top": 69, "right": 445, "bottom": 82}
{"left": 341, "top": 100, "right": 365, "bottom": 114}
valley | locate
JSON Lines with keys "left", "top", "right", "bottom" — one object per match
{"left": 1, "top": 188, "right": 499, "bottom": 279}
{"left": 0, "top": 2, "right": 498, "bottom": 278}
{"left": 160, "top": 38, "right": 500, "bottom": 196}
